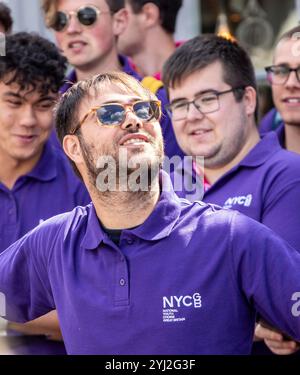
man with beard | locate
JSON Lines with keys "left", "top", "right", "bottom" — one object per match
{"left": 1, "top": 72, "right": 300, "bottom": 354}
{"left": 260, "top": 26, "right": 300, "bottom": 155}
{"left": 163, "top": 35, "right": 300, "bottom": 354}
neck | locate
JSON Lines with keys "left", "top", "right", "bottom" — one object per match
{"left": 132, "top": 29, "right": 176, "bottom": 77}
{"left": 284, "top": 124, "right": 300, "bottom": 154}
{"left": 89, "top": 180, "right": 160, "bottom": 230}
{"left": 0, "top": 148, "right": 43, "bottom": 189}
{"left": 75, "top": 52, "right": 122, "bottom": 81}
{"left": 204, "top": 127, "right": 260, "bottom": 185}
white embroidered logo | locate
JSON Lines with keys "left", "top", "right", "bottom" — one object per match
{"left": 223, "top": 194, "right": 253, "bottom": 209}
{"left": 162, "top": 293, "right": 202, "bottom": 323}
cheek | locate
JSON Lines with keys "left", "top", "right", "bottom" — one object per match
{"left": 272, "top": 87, "right": 283, "bottom": 104}
{"left": 55, "top": 32, "right": 65, "bottom": 49}
{"left": 37, "top": 114, "right": 54, "bottom": 131}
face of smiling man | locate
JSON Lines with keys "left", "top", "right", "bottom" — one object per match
{"left": 271, "top": 38, "right": 300, "bottom": 128}
{"left": 64, "top": 83, "right": 164, "bottom": 193}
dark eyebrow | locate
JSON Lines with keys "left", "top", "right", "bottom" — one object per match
{"left": 170, "top": 89, "right": 219, "bottom": 105}
{"left": 3, "top": 92, "right": 23, "bottom": 99}
{"left": 37, "top": 95, "right": 57, "bottom": 102}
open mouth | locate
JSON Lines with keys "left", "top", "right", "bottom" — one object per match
{"left": 68, "top": 41, "right": 87, "bottom": 50}
{"left": 119, "top": 134, "right": 150, "bottom": 146}
{"left": 283, "top": 98, "right": 300, "bottom": 104}
{"left": 190, "top": 129, "right": 212, "bottom": 136}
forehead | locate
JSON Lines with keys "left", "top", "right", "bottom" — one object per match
{"left": 169, "top": 61, "right": 226, "bottom": 97}
{"left": 78, "top": 84, "right": 148, "bottom": 113}
{"left": 56, "top": 0, "right": 108, "bottom": 11}
{"left": 274, "top": 38, "right": 300, "bottom": 65}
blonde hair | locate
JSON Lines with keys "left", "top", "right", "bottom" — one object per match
{"left": 41, "top": 0, "right": 58, "bottom": 28}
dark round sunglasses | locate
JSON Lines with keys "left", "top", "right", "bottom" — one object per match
{"left": 70, "top": 100, "right": 162, "bottom": 134}
{"left": 52, "top": 5, "right": 109, "bottom": 32}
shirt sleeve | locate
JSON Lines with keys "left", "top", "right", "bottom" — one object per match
{"left": 0, "top": 226, "right": 55, "bottom": 323}
{"left": 230, "top": 211, "right": 300, "bottom": 341}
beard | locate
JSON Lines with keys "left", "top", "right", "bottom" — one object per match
{"left": 78, "top": 129, "right": 164, "bottom": 196}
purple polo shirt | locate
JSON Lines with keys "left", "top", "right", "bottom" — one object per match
{"left": 0, "top": 141, "right": 90, "bottom": 253}
{"left": 172, "top": 132, "right": 300, "bottom": 250}
{"left": 1, "top": 171, "right": 300, "bottom": 354}
{"left": 259, "top": 108, "right": 285, "bottom": 147}
{"left": 59, "top": 55, "right": 184, "bottom": 160}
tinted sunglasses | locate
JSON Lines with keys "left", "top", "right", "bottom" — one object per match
{"left": 52, "top": 5, "right": 109, "bottom": 32}
{"left": 70, "top": 100, "right": 162, "bottom": 134}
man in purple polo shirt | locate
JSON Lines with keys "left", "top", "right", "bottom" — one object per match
{"left": 0, "top": 32, "right": 91, "bottom": 353}
{"left": 1, "top": 71, "right": 300, "bottom": 354}
{"left": 41, "top": 0, "right": 183, "bottom": 159}
{"left": 163, "top": 35, "right": 300, "bottom": 355}
{"left": 260, "top": 25, "right": 300, "bottom": 154}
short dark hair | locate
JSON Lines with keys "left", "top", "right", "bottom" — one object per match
{"left": 0, "top": 2, "right": 13, "bottom": 33}
{"left": 41, "top": 0, "right": 125, "bottom": 28}
{"left": 128, "top": 0, "right": 182, "bottom": 34}
{"left": 163, "top": 34, "right": 258, "bottom": 119}
{"left": 0, "top": 32, "right": 67, "bottom": 95}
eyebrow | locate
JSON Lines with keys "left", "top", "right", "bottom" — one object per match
{"left": 100, "top": 97, "right": 144, "bottom": 105}
{"left": 3, "top": 92, "right": 22, "bottom": 99}
{"left": 2, "top": 92, "right": 56, "bottom": 102}
{"left": 170, "top": 89, "right": 219, "bottom": 104}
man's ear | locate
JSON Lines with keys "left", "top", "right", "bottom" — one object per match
{"left": 113, "top": 8, "right": 128, "bottom": 37}
{"left": 63, "top": 135, "right": 83, "bottom": 164}
{"left": 141, "top": 3, "right": 160, "bottom": 28}
{"left": 243, "top": 86, "right": 257, "bottom": 117}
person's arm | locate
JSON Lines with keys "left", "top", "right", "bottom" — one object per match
{"left": 230, "top": 212, "right": 300, "bottom": 342}
{"left": 0, "top": 224, "right": 55, "bottom": 324}
{"left": 8, "top": 310, "right": 62, "bottom": 341}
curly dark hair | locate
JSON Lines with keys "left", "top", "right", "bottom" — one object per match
{"left": 0, "top": 2, "right": 13, "bottom": 33}
{"left": 0, "top": 32, "right": 67, "bottom": 95}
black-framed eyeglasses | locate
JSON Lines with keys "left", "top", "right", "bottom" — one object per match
{"left": 70, "top": 100, "right": 162, "bottom": 134}
{"left": 265, "top": 65, "right": 300, "bottom": 85}
{"left": 166, "top": 87, "right": 245, "bottom": 121}
{"left": 52, "top": 5, "right": 110, "bottom": 32}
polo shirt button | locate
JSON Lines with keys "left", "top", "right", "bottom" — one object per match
{"left": 119, "top": 278, "right": 126, "bottom": 286}
{"left": 126, "top": 238, "right": 134, "bottom": 245}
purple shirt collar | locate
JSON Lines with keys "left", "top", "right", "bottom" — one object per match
{"left": 25, "top": 141, "right": 57, "bottom": 182}
{"left": 81, "top": 171, "right": 181, "bottom": 250}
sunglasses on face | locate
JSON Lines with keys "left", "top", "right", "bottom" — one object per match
{"left": 52, "top": 5, "right": 109, "bottom": 32}
{"left": 70, "top": 100, "right": 162, "bottom": 134}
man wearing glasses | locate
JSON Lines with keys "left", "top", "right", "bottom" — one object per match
{"left": 260, "top": 26, "right": 300, "bottom": 155}
{"left": 41, "top": 0, "right": 183, "bottom": 160}
{"left": 163, "top": 35, "right": 300, "bottom": 354}
{"left": 1, "top": 71, "right": 300, "bottom": 354}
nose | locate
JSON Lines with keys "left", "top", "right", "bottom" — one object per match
{"left": 186, "top": 102, "right": 205, "bottom": 122}
{"left": 121, "top": 109, "right": 144, "bottom": 130}
{"left": 65, "top": 13, "right": 82, "bottom": 34}
{"left": 285, "top": 70, "right": 300, "bottom": 89}
{"left": 19, "top": 106, "right": 37, "bottom": 128}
